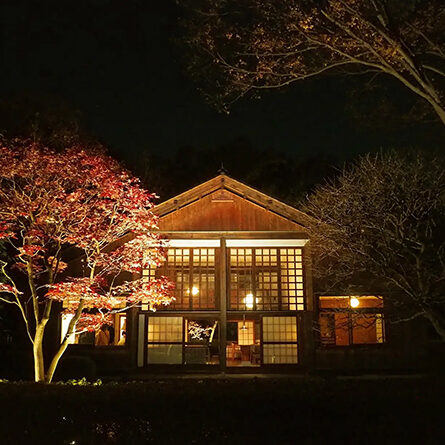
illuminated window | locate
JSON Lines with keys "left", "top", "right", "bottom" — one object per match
{"left": 184, "top": 319, "right": 219, "bottom": 365}
{"left": 229, "top": 249, "right": 254, "bottom": 310}
{"left": 255, "top": 249, "right": 279, "bottom": 311}
{"left": 147, "top": 316, "right": 182, "bottom": 342}
{"left": 319, "top": 296, "right": 385, "bottom": 346}
{"left": 146, "top": 248, "right": 217, "bottom": 310}
{"left": 226, "top": 318, "right": 261, "bottom": 367}
{"left": 238, "top": 320, "right": 255, "bottom": 345}
{"left": 147, "top": 316, "right": 183, "bottom": 364}
{"left": 280, "top": 249, "right": 305, "bottom": 311}
{"left": 263, "top": 344, "right": 298, "bottom": 364}
{"left": 229, "top": 248, "right": 304, "bottom": 311}
{"left": 60, "top": 312, "right": 127, "bottom": 346}
{"left": 262, "top": 316, "right": 298, "bottom": 364}
{"left": 60, "top": 314, "right": 75, "bottom": 345}
{"left": 146, "top": 316, "right": 219, "bottom": 365}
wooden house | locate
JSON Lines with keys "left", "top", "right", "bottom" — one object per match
{"left": 60, "top": 174, "right": 429, "bottom": 376}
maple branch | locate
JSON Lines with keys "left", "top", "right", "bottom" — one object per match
{"left": 423, "top": 65, "right": 445, "bottom": 79}
{"left": 26, "top": 260, "right": 40, "bottom": 325}
{"left": 0, "top": 261, "right": 34, "bottom": 344}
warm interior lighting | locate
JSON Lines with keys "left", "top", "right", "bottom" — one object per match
{"left": 191, "top": 287, "right": 199, "bottom": 296}
{"left": 350, "top": 297, "right": 360, "bottom": 308}
{"left": 240, "top": 314, "right": 248, "bottom": 331}
{"left": 61, "top": 314, "right": 75, "bottom": 344}
{"left": 244, "top": 293, "right": 254, "bottom": 309}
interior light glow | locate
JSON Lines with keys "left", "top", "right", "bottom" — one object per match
{"left": 244, "top": 293, "right": 254, "bottom": 309}
{"left": 191, "top": 287, "right": 199, "bottom": 296}
{"left": 61, "top": 314, "right": 75, "bottom": 344}
{"left": 350, "top": 297, "right": 360, "bottom": 308}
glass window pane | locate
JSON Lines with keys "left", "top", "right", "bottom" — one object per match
{"left": 238, "top": 321, "right": 255, "bottom": 345}
{"left": 157, "top": 247, "right": 217, "bottom": 310}
{"left": 147, "top": 317, "right": 182, "bottom": 342}
{"left": 229, "top": 248, "right": 255, "bottom": 310}
{"left": 318, "top": 296, "right": 385, "bottom": 346}
{"left": 226, "top": 319, "right": 261, "bottom": 367}
{"left": 352, "top": 314, "right": 385, "bottom": 344}
{"left": 320, "top": 296, "right": 383, "bottom": 309}
{"left": 280, "top": 248, "right": 304, "bottom": 310}
{"left": 263, "top": 344, "right": 298, "bottom": 364}
{"left": 229, "top": 247, "right": 304, "bottom": 311}
{"left": 185, "top": 318, "right": 219, "bottom": 365}
{"left": 334, "top": 313, "right": 350, "bottom": 345}
{"left": 147, "top": 345, "right": 182, "bottom": 364}
{"left": 263, "top": 316, "right": 297, "bottom": 342}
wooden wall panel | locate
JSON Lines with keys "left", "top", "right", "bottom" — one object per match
{"left": 157, "top": 191, "right": 303, "bottom": 232}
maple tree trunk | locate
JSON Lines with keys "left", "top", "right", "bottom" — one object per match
{"left": 33, "top": 324, "right": 46, "bottom": 383}
{"left": 45, "top": 299, "right": 85, "bottom": 383}
{"left": 46, "top": 341, "right": 69, "bottom": 384}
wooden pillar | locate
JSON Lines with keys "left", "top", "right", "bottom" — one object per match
{"left": 302, "top": 242, "right": 315, "bottom": 370}
{"left": 127, "top": 306, "right": 139, "bottom": 367}
{"left": 220, "top": 238, "right": 227, "bottom": 372}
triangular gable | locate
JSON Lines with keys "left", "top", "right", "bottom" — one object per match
{"left": 153, "top": 175, "right": 309, "bottom": 232}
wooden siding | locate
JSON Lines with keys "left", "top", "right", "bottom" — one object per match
{"left": 157, "top": 190, "right": 304, "bottom": 232}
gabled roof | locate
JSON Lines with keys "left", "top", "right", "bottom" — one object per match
{"left": 153, "top": 174, "right": 310, "bottom": 228}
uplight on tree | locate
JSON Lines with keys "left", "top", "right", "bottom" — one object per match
{"left": 0, "top": 139, "right": 174, "bottom": 383}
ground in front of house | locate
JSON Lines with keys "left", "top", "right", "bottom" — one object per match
{"left": 1, "top": 376, "right": 443, "bottom": 444}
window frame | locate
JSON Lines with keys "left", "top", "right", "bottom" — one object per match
{"left": 149, "top": 247, "right": 220, "bottom": 311}
{"left": 228, "top": 247, "right": 305, "bottom": 312}
{"left": 318, "top": 296, "right": 386, "bottom": 347}
{"left": 262, "top": 316, "right": 299, "bottom": 364}
{"left": 146, "top": 315, "right": 221, "bottom": 366}
{"left": 61, "top": 311, "right": 128, "bottom": 347}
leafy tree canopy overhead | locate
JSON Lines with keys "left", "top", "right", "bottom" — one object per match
{"left": 183, "top": 0, "right": 445, "bottom": 125}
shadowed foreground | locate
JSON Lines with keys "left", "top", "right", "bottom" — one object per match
{"left": 1, "top": 376, "right": 443, "bottom": 444}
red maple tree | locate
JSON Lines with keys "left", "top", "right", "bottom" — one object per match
{"left": 0, "top": 139, "right": 174, "bottom": 382}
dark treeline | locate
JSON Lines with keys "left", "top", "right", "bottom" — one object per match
{"left": 131, "top": 139, "right": 342, "bottom": 206}
{"left": 0, "top": 93, "right": 341, "bottom": 207}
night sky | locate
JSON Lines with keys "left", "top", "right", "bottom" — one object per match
{"left": 1, "top": 0, "right": 444, "bottom": 171}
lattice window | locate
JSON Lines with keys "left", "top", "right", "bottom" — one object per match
{"left": 229, "top": 249, "right": 254, "bottom": 310}
{"left": 280, "top": 248, "right": 304, "bottom": 310}
{"left": 262, "top": 316, "right": 298, "bottom": 364}
{"left": 263, "top": 344, "right": 298, "bottom": 364}
{"left": 168, "top": 249, "right": 191, "bottom": 310}
{"left": 255, "top": 249, "right": 279, "bottom": 310}
{"left": 147, "top": 316, "right": 183, "bottom": 342}
{"left": 229, "top": 247, "right": 304, "bottom": 311}
{"left": 147, "top": 316, "right": 183, "bottom": 364}
{"left": 191, "top": 248, "right": 216, "bottom": 310}
{"left": 146, "top": 248, "right": 217, "bottom": 310}
{"left": 263, "top": 316, "right": 297, "bottom": 342}
{"left": 238, "top": 321, "right": 255, "bottom": 345}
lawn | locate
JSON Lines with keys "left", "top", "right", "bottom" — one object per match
{"left": 0, "top": 376, "right": 443, "bottom": 444}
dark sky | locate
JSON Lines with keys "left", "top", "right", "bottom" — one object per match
{"left": 0, "top": 0, "right": 444, "bottom": 166}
